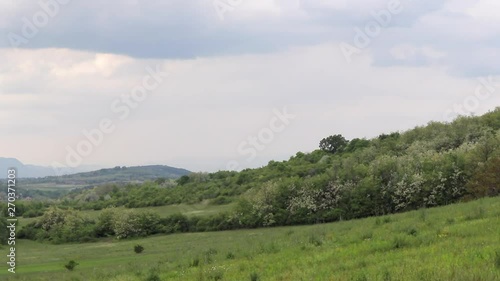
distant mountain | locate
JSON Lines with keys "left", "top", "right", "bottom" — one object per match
{"left": 0, "top": 157, "right": 99, "bottom": 178}
{"left": 0, "top": 158, "right": 191, "bottom": 184}
{"left": 21, "top": 165, "right": 191, "bottom": 186}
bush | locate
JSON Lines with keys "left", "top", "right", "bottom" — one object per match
{"left": 22, "top": 209, "right": 43, "bottom": 218}
{"left": 29, "top": 207, "right": 95, "bottom": 243}
{"left": 95, "top": 208, "right": 117, "bottom": 237}
{"left": 114, "top": 211, "right": 161, "bottom": 239}
{"left": 64, "top": 260, "right": 79, "bottom": 271}
{"left": 161, "top": 213, "right": 190, "bottom": 234}
{"left": 134, "top": 244, "right": 144, "bottom": 254}
{"left": 250, "top": 272, "right": 260, "bottom": 281}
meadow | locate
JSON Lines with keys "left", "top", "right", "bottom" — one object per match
{"left": 1, "top": 197, "right": 499, "bottom": 281}
{"left": 15, "top": 202, "right": 235, "bottom": 229}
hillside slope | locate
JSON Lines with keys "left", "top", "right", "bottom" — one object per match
{"left": 3, "top": 196, "right": 499, "bottom": 280}
{"left": 22, "top": 165, "right": 191, "bottom": 186}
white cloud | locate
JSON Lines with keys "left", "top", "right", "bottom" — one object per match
{"left": 1, "top": 0, "right": 500, "bottom": 170}
{"left": 390, "top": 44, "right": 445, "bottom": 61}
{"left": 465, "top": 0, "right": 500, "bottom": 23}
{"left": 2, "top": 43, "right": 499, "bottom": 171}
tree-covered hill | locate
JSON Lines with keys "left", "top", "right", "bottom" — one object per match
{"left": 5, "top": 108, "right": 500, "bottom": 243}
{"left": 21, "top": 165, "right": 191, "bottom": 186}
{"left": 64, "top": 108, "right": 499, "bottom": 211}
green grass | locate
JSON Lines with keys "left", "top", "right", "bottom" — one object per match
{"left": 77, "top": 201, "right": 235, "bottom": 220}
{"left": 21, "top": 183, "right": 87, "bottom": 191}
{"left": 18, "top": 202, "right": 234, "bottom": 228}
{"left": 1, "top": 197, "right": 499, "bottom": 280}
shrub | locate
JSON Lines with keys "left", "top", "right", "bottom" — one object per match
{"left": 161, "top": 213, "right": 190, "bottom": 234}
{"left": 250, "top": 272, "right": 260, "bottom": 281}
{"left": 22, "top": 209, "right": 43, "bottom": 218}
{"left": 64, "top": 260, "right": 79, "bottom": 271}
{"left": 95, "top": 208, "right": 117, "bottom": 237}
{"left": 114, "top": 211, "right": 161, "bottom": 239}
{"left": 33, "top": 207, "right": 95, "bottom": 243}
{"left": 134, "top": 244, "right": 144, "bottom": 254}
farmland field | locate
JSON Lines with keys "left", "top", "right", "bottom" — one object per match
{"left": 1, "top": 197, "right": 499, "bottom": 281}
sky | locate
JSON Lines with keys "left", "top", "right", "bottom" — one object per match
{"left": 1, "top": 0, "right": 499, "bottom": 172}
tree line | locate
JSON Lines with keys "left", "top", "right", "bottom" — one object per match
{"left": 3, "top": 108, "right": 500, "bottom": 244}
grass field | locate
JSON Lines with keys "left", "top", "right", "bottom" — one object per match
{"left": 17, "top": 202, "right": 235, "bottom": 228}
{"left": 1, "top": 197, "right": 499, "bottom": 281}
{"left": 21, "top": 183, "right": 87, "bottom": 191}
{"left": 79, "top": 202, "right": 236, "bottom": 219}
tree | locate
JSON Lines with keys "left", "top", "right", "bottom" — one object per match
{"left": 344, "top": 138, "right": 370, "bottom": 153}
{"left": 466, "top": 156, "right": 500, "bottom": 198}
{"left": 95, "top": 208, "right": 118, "bottom": 237}
{"left": 319, "top": 134, "right": 348, "bottom": 154}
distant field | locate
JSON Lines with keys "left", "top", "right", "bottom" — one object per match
{"left": 21, "top": 183, "right": 86, "bottom": 191}
{"left": 17, "top": 202, "right": 235, "bottom": 228}
{"left": 79, "top": 202, "right": 236, "bottom": 219}
{"left": 1, "top": 197, "right": 499, "bottom": 281}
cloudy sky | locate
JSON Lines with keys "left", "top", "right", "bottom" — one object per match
{"left": 1, "top": 0, "right": 499, "bottom": 172}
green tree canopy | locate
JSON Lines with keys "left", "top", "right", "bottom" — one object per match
{"left": 319, "top": 134, "right": 348, "bottom": 154}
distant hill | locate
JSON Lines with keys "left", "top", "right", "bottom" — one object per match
{"left": 0, "top": 157, "right": 99, "bottom": 178}
{"left": 21, "top": 165, "right": 191, "bottom": 186}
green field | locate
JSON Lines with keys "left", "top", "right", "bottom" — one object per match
{"left": 80, "top": 202, "right": 236, "bottom": 219}
{"left": 20, "top": 183, "right": 87, "bottom": 192}
{"left": 1, "top": 197, "right": 499, "bottom": 281}
{"left": 17, "top": 202, "right": 235, "bottom": 228}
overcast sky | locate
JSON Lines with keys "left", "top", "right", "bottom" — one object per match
{"left": 1, "top": 0, "right": 499, "bottom": 172}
